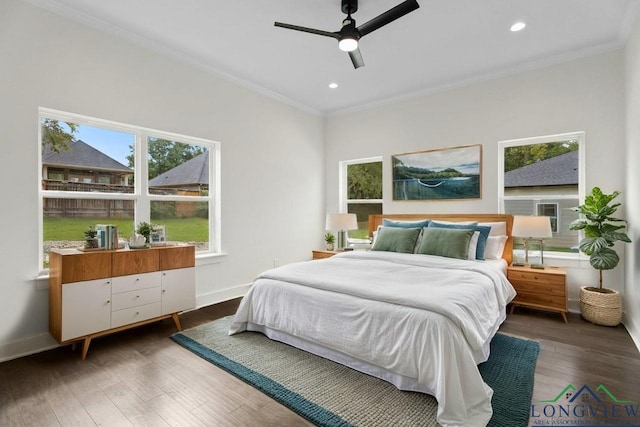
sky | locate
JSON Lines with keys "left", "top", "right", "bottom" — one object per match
{"left": 73, "top": 125, "right": 134, "bottom": 166}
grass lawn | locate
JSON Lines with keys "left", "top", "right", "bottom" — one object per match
{"left": 44, "top": 217, "right": 208, "bottom": 242}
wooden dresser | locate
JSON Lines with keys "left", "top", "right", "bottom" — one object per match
{"left": 507, "top": 265, "right": 567, "bottom": 322}
{"left": 49, "top": 245, "right": 195, "bottom": 358}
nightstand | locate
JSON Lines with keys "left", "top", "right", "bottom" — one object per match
{"left": 312, "top": 250, "right": 338, "bottom": 260}
{"left": 507, "top": 265, "right": 568, "bottom": 323}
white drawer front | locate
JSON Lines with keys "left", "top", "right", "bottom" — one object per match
{"left": 111, "top": 287, "right": 161, "bottom": 311}
{"left": 112, "top": 271, "right": 161, "bottom": 294}
{"left": 111, "top": 302, "right": 161, "bottom": 328}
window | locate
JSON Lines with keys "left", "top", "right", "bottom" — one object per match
{"left": 39, "top": 108, "right": 220, "bottom": 269}
{"left": 537, "top": 203, "right": 559, "bottom": 232}
{"left": 498, "top": 132, "right": 585, "bottom": 256}
{"left": 340, "top": 157, "right": 383, "bottom": 240}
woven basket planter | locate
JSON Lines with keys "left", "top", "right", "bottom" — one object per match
{"left": 580, "top": 286, "right": 621, "bottom": 326}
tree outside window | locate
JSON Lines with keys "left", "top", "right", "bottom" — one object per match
{"left": 342, "top": 158, "right": 383, "bottom": 240}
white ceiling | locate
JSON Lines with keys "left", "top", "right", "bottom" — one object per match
{"left": 25, "top": 0, "right": 640, "bottom": 115}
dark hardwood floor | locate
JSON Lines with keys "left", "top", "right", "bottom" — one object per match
{"left": 1, "top": 300, "right": 639, "bottom": 426}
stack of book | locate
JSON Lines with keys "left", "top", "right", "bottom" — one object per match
{"left": 96, "top": 224, "right": 118, "bottom": 250}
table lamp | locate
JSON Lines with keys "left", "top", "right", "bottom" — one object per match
{"left": 325, "top": 213, "right": 358, "bottom": 250}
{"left": 512, "top": 215, "right": 553, "bottom": 268}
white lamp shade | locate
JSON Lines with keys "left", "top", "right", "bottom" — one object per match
{"left": 325, "top": 213, "right": 358, "bottom": 231}
{"left": 512, "top": 215, "right": 553, "bottom": 238}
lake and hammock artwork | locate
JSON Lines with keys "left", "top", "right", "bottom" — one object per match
{"left": 392, "top": 144, "right": 482, "bottom": 200}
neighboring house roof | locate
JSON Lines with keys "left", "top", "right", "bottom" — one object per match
{"left": 505, "top": 150, "right": 578, "bottom": 188}
{"left": 43, "top": 139, "right": 132, "bottom": 172}
{"left": 148, "top": 152, "right": 209, "bottom": 187}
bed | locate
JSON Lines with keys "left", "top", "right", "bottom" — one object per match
{"left": 230, "top": 213, "right": 516, "bottom": 427}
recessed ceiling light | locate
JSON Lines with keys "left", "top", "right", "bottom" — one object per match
{"left": 329, "top": 83, "right": 338, "bottom": 89}
{"left": 511, "top": 22, "right": 526, "bottom": 32}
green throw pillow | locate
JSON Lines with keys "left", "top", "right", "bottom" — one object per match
{"left": 417, "top": 227, "right": 475, "bottom": 260}
{"left": 371, "top": 227, "right": 421, "bottom": 253}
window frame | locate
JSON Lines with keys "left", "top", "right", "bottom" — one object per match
{"left": 38, "top": 107, "right": 221, "bottom": 272}
{"left": 498, "top": 131, "right": 586, "bottom": 259}
{"left": 536, "top": 202, "right": 559, "bottom": 233}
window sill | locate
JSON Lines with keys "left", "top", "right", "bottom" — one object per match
{"left": 513, "top": 249, "right": 589, "bottom": 269}
{"left": 196, "top": 251, "right": 227, "bottom": 266}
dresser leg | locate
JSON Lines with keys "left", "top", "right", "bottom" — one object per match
{"left": 561, "top": 312, "right": 568, "bottom": 323}
{"left": 81, "top": 337, "right": 91, "bottom": 360}
{"left": 172, "top": 313, "right": 183, "bottom": 331}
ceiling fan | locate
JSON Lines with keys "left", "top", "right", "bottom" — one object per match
{"left": 274, "top": 0, "right": 420, "bottom": 69}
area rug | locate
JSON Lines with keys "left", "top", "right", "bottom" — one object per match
{"left": 171, "top": 317, "right": 539, "bottom": 427}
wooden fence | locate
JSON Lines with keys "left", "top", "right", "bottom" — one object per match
{"left": 44, "top": 199, "right": 134, "bottom": 218}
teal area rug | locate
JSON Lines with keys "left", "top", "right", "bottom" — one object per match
{"left": 171, "top": 317, "right": 539, "bottom": 427}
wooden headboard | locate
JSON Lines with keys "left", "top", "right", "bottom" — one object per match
{"left": 369, "top": 213, "right": 514, "bottom": 265}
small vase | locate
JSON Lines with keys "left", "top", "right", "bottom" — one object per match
{"left": 326, "top": 243, "right": 334, "bottom": 251}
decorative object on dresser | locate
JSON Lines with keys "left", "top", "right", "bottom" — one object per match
{"left": 83, "top": 225, "right": 99, "bottom": 249}
{"left": 569, "top": 187, "right": 631, "bottom": 326}
{"left": 507, "top": 265, "right": 567, "bottom": 322}
{"left": 49, "top": 245, "right": 195, "bottom": 359}
{"left": 325, "top": 213, "right": 358, "bottom": 250}
{"left": 324, "top": 232, "right": 336, "bottom": 251}
{"left": 135, "top": 221, "right": 157, "bottom": 245}
{"left": 511, "top": 215, "right": 552, "bottom": 268}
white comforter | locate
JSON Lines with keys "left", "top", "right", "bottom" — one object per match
{"left": 230, "top": 251, "right": 516, "bottom": 427}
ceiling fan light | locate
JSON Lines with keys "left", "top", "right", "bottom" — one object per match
{"left": 338, "top": 37, "right": 358, "bottom": 52}
{"left": 511, "top": 22, "right": 526, "bottom": 32}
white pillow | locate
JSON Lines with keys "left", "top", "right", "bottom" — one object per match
{"left": 467, "top": 231, "right": 480, "bottom": 260}
{"left": 484, "top": 235, "right": 508, "bottom": 260}
{"left": 478, "top": 222, "right": 507, "bottom": 236}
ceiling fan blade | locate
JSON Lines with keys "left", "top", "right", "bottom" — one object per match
{"left": 274, "top": 22, "right": 339, "bottom": 39}
{"left": 357, "top": 0, "right": 419, "bottom": 37}
{"left": 349, "top": 47, "right": 364, "bottom": 69}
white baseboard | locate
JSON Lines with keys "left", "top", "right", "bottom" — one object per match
{"left": 196, "top": 283, "right": 250, "bottom": 309}
{"left": 0, "top": 333, "right": 59, "bottom": 363}
{"left": 623, "top": 314, "right": 640, "bottom": 354}
{"left": 567, "top": 298, "right": 581, "bottom": 314}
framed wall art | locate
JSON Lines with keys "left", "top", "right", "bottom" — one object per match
{"left": 392, "top": 144, "right": 482, "bottom": 200}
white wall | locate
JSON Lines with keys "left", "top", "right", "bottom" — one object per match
{"left": 0, "top": 0, "right": 325, "bottom": 360}
{"left": 325, "top": 50, "right": 628, "bottom": 317}
{"left": 625, "top": 12, "right": 640, "bottom": 349}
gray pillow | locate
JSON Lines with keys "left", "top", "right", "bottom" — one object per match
{"left": 416, "top": 227, "right": 475, "bottom": 260}
{"left": 371, "top": 227, "right": 421, "bottom": 253}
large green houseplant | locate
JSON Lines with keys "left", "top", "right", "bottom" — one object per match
{"left": 569, "top": 187, "right": 631, "bottom": 325}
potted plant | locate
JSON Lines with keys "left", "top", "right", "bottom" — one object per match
{"left": 324, "top": 232, "right": 336, "bottom": 251}
{"left": 136, "top": 221, "right": 156, "bottom": 245}
{"left": 569, "top": 187, "right": 631, "bottom": 326}
{"left": 84, "top": 225, "right": 99, "bottom": 249}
